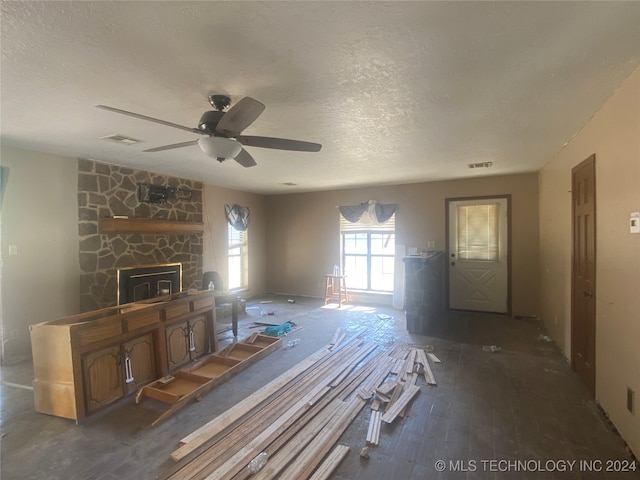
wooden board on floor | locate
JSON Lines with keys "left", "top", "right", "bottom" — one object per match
{"left": 136, "top": 334, "right": 281, "bottom": 426}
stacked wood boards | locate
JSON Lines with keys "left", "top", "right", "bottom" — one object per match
{"left": 163, "top": 334, "right": 440, "bottom": 480}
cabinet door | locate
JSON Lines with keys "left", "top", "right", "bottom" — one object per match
{"left": 189, "top": 315, "right": 209, "bottom": 360}
{"left": 165, "top": 321, "right": 190, "bottom": 371}
{"left": 82, "top": 345, "right": 124, "bottom": 413}
{"left": 123, "top": 333, "right": 156, "bottom": 395}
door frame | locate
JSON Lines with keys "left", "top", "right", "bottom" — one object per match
{"left": 571, "top": 154, "right": 597, "bottom": 396}
{"left": 445, "top": 195, "right": 512, "bottom": 315}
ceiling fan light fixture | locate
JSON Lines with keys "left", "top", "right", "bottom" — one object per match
{"left": 197, "top": 136, "right": 242, "bottom": 160}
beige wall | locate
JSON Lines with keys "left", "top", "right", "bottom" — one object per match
{"left": 539, "top": 66, "right": 640, "bottom": 456}
{"left": 202, "top": 184, "right": 267, "bottom": 299}
{"left": 265, "top": 173, "right": 540, "bottom": 316}
{"left": 0, "top": 147, "right": 269, "bottom": 362}
{"left": 0, "top": 147, "right": 80, "bottom": 363}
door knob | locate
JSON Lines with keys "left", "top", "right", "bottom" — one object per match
{"left": 583, "top": 291, "right": 593, "bottom": 298}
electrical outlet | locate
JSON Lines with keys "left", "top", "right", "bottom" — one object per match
{"left": 427, "top": 241, "right": 435, "bottom": 249}
{"left": 8, "top": 244, "right": 17, "bottom": 256}
{"left": 627, "top": 387, "right": 635, "bottom": 414}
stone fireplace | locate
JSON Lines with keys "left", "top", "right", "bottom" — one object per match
{"left": 117, "top": 263, "right": 182, "bottom": 304}
{"left": 77, "top": 159, "right": 203, "bottom": 312}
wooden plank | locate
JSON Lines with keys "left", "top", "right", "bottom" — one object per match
{"left": 381, "top": 385, "right": 421, "bottom": 424}
{"left": 331, "top": 332, "right": 347, "bottom": 349}
{"left": 384, "top": 381, "right": 404, "bottom": 414}
{"left": 98, "top": 217, "right": 204, "bottom": 234}
{"left": 376, "top": 380, "right": 398, "bottom": 396}
{"left": 238, "top": 344, "right": 386, "bottom": 480}
{"left": 166, "top": 335, "right": 376, "bottom": 478}
{"left": 166, "top": 339, "right": 378, "bottom": 480}
{"left": 199, "top": 381, "right": 333, "bottom": 480}
{"left": 428, "top": 352, "right": 442, "bottom": 363}
{"left": 329, "top": 328, "right": 342, "bottom": 346}
{"left": 136, "top": 386, "right": 181, "bottom": 405}
{"left": 249, "top": 399, "right": 339, "bottom": 480}
{"left": 278, "top": 397, "right": 365, "bottom": 480}
{"left": 308, "top": 444, "right": 350, "bottom": 480}
{"left": 405, "top": 349, "right": 417, "bottom": 374}
{"left": 366, "top": 410, "right": 382, "bottom": 445}
{"left": 416, "top": 349, "right": 436, "bottom": 385}
{"left": 173, "top": 345, "right": 333, "bottom": 461}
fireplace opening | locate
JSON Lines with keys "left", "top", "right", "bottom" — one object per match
{"left": 117, "top": 263, "right": 182, "bottom": 305}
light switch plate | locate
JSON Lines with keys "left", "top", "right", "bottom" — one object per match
{"left": 631, "top": 212, "right": 640, "bottom": 234}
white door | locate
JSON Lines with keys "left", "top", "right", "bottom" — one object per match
{"left": 448, "top": 198, "right": 509, "bottom": 313}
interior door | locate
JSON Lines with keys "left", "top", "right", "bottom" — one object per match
{"left": 571, "top": 155, "right": 596, "bottom": 396}
{"left": 448, "top": 197, "right": 509, "bottom": 313}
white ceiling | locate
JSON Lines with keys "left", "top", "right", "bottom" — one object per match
{"left": 1, "top": 1, "right": 639, "bottom": 195}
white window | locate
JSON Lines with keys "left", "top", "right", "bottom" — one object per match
{"left": 228, "top": 225, "right": 247, "bottom": 290}
{"left": 340, "top": 213, "right": 395, "bottom": 293}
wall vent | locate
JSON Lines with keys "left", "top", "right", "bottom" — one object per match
{"left": 280, "top": 182, "right": 297, "bottom": 186}
{"left": 100, "top": 134, "right": 142, "bottom": 145}
{"left": 468, "top": 161, "right": 493, "bottom": 169}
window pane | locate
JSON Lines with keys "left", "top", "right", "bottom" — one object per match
{"left": 344, "top": 233, "right": 368, "bottom": 254}
{"left": 343, "top": 255, "right": 368, "bottom": 289}
{"left": 370, "top": 233, "right": 395, "bottom": 254}
{"left": 228, "top": 225, "right": 247, "bottom": 289}
{"left": 371, "top": 256, "right": 395, "bottom": 291}
{"left": 228, "top": 226, "right": 242, "bottom": 244}
{"left": 228, "top": 255, "right": 241, "bottom": 289}
{"left": 457, "top": 204, "right": 498, "bottom": 261}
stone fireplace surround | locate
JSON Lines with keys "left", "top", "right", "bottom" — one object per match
{"left": 78, "top": 159, "right": 203, "bottom": 312}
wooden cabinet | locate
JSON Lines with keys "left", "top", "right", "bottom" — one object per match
{"left": 165, "top": 315, "right": 210, "bottom": 372}
{"left": 82, "top": 345, "right": 123, "bottom": 413}
{"left": 165, "top": 321, "right": 190, "bottom": 370}
{"left": 189, "top": 315, "right": 209, "bottom": 358}
{"left": 30, "top": 291, "right": 216, "bottom": 422}
{"left": 123, "top": 333, "right": 156, "bottom": 395}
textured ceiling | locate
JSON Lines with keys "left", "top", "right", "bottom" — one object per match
{"left": 1, "top": 1, "right": 639, "bottom": 194}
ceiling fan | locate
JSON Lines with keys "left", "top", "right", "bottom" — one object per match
{"left": 96, "top": 95, "right": 322, "bottom": 167}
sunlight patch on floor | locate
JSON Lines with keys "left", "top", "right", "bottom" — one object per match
{"left": 320, "top": 303, "right": 377, "bottom": 313}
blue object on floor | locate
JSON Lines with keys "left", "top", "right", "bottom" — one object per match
{"left": 264, "top": 322, "right": 292, "bottom": 337}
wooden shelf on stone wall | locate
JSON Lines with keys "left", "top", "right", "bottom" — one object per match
{"left": 98, "top": 217, "right": 204, "bottom": 234}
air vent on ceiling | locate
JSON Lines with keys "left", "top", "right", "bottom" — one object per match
{"left": 468, "top": 161, "right": 493, "bottom": 169}
{"left": 100, "top": 134, "right": 142, "bottom": 145}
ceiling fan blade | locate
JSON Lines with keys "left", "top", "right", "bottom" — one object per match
{"left": 215, "top": 97, "right": 265, "bottom": 137}
{"left": 143, "top": 140, "right": 198, "bottom": 152}
{"left": 234, "top": 148, "right": 257, "bottom": 168}
{"left": 236, "top": 135, "right": 322, "bottom": 152}
{"left": 96, "top": 105, "right": 201, "bottom": 134}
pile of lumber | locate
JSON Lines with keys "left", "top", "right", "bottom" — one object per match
{"left": 162, "top": 330, "right": 439, "bottom": 480}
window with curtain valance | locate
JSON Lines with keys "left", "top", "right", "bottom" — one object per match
{"left": 225, "top": 204, "right": 249, "bottom": 290}
{"left": 224, "top": 204, "right": 250, "bottom": 231}
{"left": 338, "top": 200, "right": 396, "bottom": 293}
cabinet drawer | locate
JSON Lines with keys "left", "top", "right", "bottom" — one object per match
{"left": 163, "top": 302, "right": 191, "bottom": 320}
{"left": 78, "top": 322, "right": 123, "bottom": 346}
{"left": 191, "top": 295, "right": 214, "bottom": 311}
{"left": 125, "top": 310, "right": 160, "bottom": 332}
